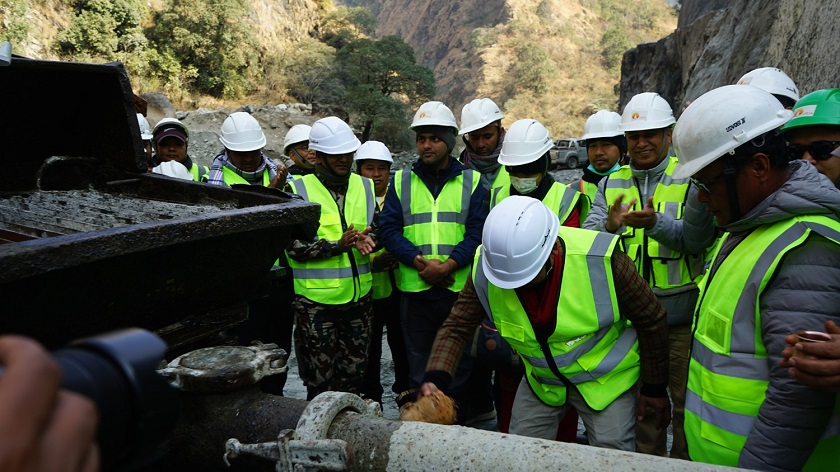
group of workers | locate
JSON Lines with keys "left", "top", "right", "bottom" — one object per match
{"left": 133, "top": 69, "right": 840, "bottom": 470}
{"left": 7, "top": 66, "right": 840, "bottom": 472}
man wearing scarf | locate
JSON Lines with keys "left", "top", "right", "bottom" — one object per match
{"left": 285, "top": 116, "right": 378, "bottom": 399}
{"left": 206, "top": 112, "right": 286, "bottom": 187}
{"left": 458, "top": 98, "right": 508, "bottom": 193}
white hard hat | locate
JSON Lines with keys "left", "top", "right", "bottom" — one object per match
{"left": 582, "top": 110, "right": 623, "bottom": 140}
{"left": 308, "top": 116, "right": 361, "bottom": 154}
{"left": 619, "top": 92, "right": 676, "bottom": 132}
{"left": 410, "top": 101, "right": 458, "bottom": 132}
{"left": 354, "top": 140, "right": 393, "bottom": 163}
{"left": 136, "top": 113, "right": 153, "bottom": 141}
{"left": 219, "top": 112, "right": 266, "bottom": 152}
{"left": 151, "top": 161, "right": 193, "bottom": 180}
{"left": 736, "top": 67, "right": 799, "bottom": 103}
{"left": 153, "top": 117, "right": 189, "bottom": 141}
{"left": 459, "top": 98, "right": 504, "bottom": 135}
{"left": 497, "top": 119, "right": 553, "bottom": 166}
{"left": 672, "top": 85, "right": 793, "bottom": 179}
{"left": 283, "top": 124, "right": 312, "bottom": 154}
{"left": 481, "top": 195, "right": 559, "bottom": 289}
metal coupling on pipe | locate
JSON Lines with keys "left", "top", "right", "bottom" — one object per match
{"left": 224, "top": 391, "right": 382, "bottom": 471}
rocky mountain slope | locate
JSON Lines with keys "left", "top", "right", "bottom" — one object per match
{"left": 620, "top": 0, "right": 840, "bottom": 115}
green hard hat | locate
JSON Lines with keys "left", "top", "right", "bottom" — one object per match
{"left": 780, "top": 88, "right": 840, "bottom": 134}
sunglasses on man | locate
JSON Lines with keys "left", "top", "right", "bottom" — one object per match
{"left": 788, "top": 141, "right": 840, "bottom": 161}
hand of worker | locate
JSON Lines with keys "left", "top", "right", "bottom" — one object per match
{"left": 339, "top": 224, "right": 361, "bottom": 252}
{"left": 606, "top": 193, "right": 636, "bottom": 233}
{"left": 267, "top": 164, "right": 288, "bottom": 189}
{"left": 419, "top": 259, "right": 456, "bottom": 286}
{"left": 420, "top": 382, "right": 441, "bottom": 397}
{"left": 780, "top": 320, "right": 840, "bottom": 392}
{"left": 354, "top": 226, "right": 376, "bottom": 255}
{"left": 435, "top": 275, "right": 455, "bottom": 289}
{"left": 0, "top": 336, "right": 100, "bottom": 472}
{"left": 371, "top": 252, "right": 397, "bottom": 271}
{"left": 636, "top": 394, "right": 671, "bottom": 431}
{"left": 413, "top": 254, "right": 428, "bottom": 272}
{"left": 622, "top": 197, "right": 657, "bottom": 230}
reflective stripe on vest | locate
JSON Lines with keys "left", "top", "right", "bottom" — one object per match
{"left": 395, "top": 168, "right": 480, "bottom": 293}
{"left": 221, "top": 166, "right": 271, "bottom": 186}
{"left": 685, "top": 216, "right": 840, "bottom": 468}
{"left": 573, "top": 178, "right": 597, "bottom": 222}
{"left": 490, "top": 181, "right": 582, "bottom": 225}
{"left": 603, "top": 157, "right": 703, "bottom": 289}
{"left": 473, "top": 227, "right": 640, "bottom": 410}
{"left": 285, "top": 174, "right": 374, "bottom": 304}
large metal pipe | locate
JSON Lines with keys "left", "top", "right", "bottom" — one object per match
{"left": 224, "top": 392, "right": 748, "bottom": 472}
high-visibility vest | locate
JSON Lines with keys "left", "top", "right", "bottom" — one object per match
{"left": 221, "top": 166, "right": 271, "bottom": 186}
{"left": 188, "top": 162, "right": 209, "bottom": 182}
{"left": 490, "top": 180, "right": 583, "bottom": 225}
{"left": 473, "top": 227, "right": 640, "bottom": 410}
{"left": 572, "top": 178, "right": 598, "bottom": 222}
{"left": 286, "top": 174, "right": 375, "bottom": 304}
{"left": 394, "top": 168, "right": 480, "bottom": 293}
{"left": 491, "top": 166, "right": 509, "bottom": 191}
{"left": 603, "top": 157, "right": 704, "bottom": 289}
{"left": 371, "top": 188, "right": 399, "bottom": 300}
{"left": 685, "top": 216, "right": 840, "bottom": 469}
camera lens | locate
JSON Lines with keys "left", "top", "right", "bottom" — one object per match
{"left": 54, "top": 328, "right": 180, "bottom": 472}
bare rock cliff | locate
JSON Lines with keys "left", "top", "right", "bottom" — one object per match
{"left": 620, "top": 0, "right": 840, "bottom": 114}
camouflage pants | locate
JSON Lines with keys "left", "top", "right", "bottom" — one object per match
{"left": 292, "top": 293, "right": 373, "bottom": 400}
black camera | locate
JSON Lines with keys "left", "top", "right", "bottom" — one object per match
{"left": 52, "top": 328, "right": 180, "bottom": 472}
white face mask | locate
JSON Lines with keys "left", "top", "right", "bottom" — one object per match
{"left": 510, "top": 176, "right": 539, "bottom": 194}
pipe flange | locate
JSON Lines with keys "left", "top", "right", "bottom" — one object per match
{"left": 295, "top": 392, "right": 370, "bottom": 441}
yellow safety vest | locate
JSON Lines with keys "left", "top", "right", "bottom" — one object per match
{"left": 370, "top": 192, "right": 400, "bottom": 300}
{"left": 286, "top": 174, "right": 375, "bottom": 304}
{"left": 603, "top": 157, "right": 704, "bottom": 289}
{"left": 491, "top": 166, "right": 510, "bottom": 191}
{"left": 490, "top": 181, "right": 583, "bottom": 225}
{"left": 473, "top": 227, "right": 640, "bottom": 410}
{"left": 685, "top": 216, "right": 840, "bottom": 469}
{"left": 394, "top": 168, "right": 480, "bottom": 293}
{"left": 188, "top": 162, "right": 209, "bottom": 182}
{"left": 571, "top": 178, "right": 598, "bottom": 222}
{"left": 221, "top": 166, "right": 271, "bottom": 186}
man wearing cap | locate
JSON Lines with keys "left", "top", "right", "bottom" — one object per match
{"left": 420, "top": 196, "right": 670, "bottom": 450}
{"left": 458, "top": 98, "right": 508, "bottom": 193}
{"left": 673, "top": 84, "right": 840, "bottom": 471}
{"left": 779, "top": 88, "right": 840, "bottom": 189}
{"left": 574, "top": 110, "right": 626, "bottom": 221}
{"left": 207, "top": 111, "right": 286, "bottom": 187}
{"left": 582, "top": 92, "right": 715, "bottom": 459}
{"left": 378, "top": 101, "right": 489, "bottom": 424}
{"left": 150, "top": 118, "right": 209, "bottom": 182}
{"left": 285, "top": 116, "right": 377, "bottom": 399}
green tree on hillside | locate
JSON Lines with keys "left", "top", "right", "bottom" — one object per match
{"left": 511, "top": 43, "right": 554, "bottom": 96}
{"left": 56, "top": 0, "right": 146, "bottom": 59}
{"left": 320, "top": 6, "right": 377, "bottom": 49}
{"left": 336, "top": 35, "right": 434, "bottom": 143}
{"left": 151, "top": 0, "right": 259, "bottom": 98}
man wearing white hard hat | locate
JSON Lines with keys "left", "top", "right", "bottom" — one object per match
{"left": 206, "top": 111, "right": 286, "bottom": 187}
{"left": 458, "top": 97, "right": 509, "bottom": 192}
{"left": 420, "top": 195, "right": 669, "bottom": 450}
{"left": 574, "top": 110, "right": 626, "bottom": 221}
{"left": 284, "top": 124, "right": 317, "bottom": 179}
{"left": 583, "top": 92, "right": 715, "bottom": 459}
{"left": 150, "top": 118, "right": 209, "bottom": 182}
{"left": 378, "top": 101, "right": 489, "bottom": 424}
{"left": 285, "top": 116, "right": 377, "bottom": 399}
{"left": 672, "top": 84, "right": 840, "bottom": 470}
{"left": 353, "top": 141, "right": 410, "bottom": 405}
